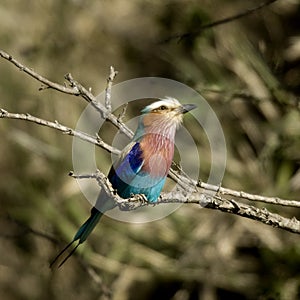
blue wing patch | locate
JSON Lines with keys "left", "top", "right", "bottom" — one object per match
{"left": 128, "top": 142, "right": 144, "bottom": 173}
{"left": 108, "top": 142, "right": 165, "bottom": 202}
{"left": 108, "top": 142, "right": 144, "bottom": 197}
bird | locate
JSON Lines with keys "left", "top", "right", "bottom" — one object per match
{"left": 50, "top": 97, "right": 196, "bottom": 267}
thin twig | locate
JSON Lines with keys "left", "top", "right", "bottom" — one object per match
{"left": 0, "top": 50, "right": 133, "bottom": 138}
{"left": 171, "top": 167, "right": 300, "bottom": 208}
{"left": 64, "top": 72, "right": 133, "bottom": 137}
{"left": 0, "top": 50, "right": 79, "bottom": 95}
{"left": 197, "top": 181, "right": 300, "bottom": 208}
{"left": 161, "top": 0, "right": 278, "bottom": 43}
{"left": 0, "top": 109, "right": 121, "bottom": 155}
{"left": 104, "top": 66, "right": 118, "bottom": 112}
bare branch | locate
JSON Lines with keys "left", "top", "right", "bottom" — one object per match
{"left": 63, "top": 72, "right": 134, "bottom": 137}
{"left": 199, "top": 196, "right": 300, "bottom": 235}
{"left": 70, "top": 170, "right": 300, "bottom": 235}
{"left": 173, "top": 166, "right": 300, "bottom": 208}
{"left": 0, "top": 50, "right": 133, "bottom": 138}
{"left": 0, "top": 108, "right": 121, "bottom": 155}
{"left": 198, "top": 181, "right": 300, "bottom": 208}
{"left": 0, "top": 50, "right": 79, "bottom": 95}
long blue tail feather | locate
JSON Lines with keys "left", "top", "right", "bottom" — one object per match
{"left": 50, "top": 207, "right": 102, "bottom": 268}
{"left": 73, "top": 207, "right": 103, "bottom": 243}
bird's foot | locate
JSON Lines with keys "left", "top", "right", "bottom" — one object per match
{"left": 136, "top": 193, "right": 148, "bottom": 204}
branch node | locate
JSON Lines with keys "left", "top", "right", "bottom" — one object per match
{"left": 96, "top": 133, "right": 102, "bottom": 142}
{"left": 39, "top": 84, "right": 49, "bottom": 91}
{"left": 199, "top": 193, "right": 212, "bottom": 207}
{"left": 64, "top": 73, "right": 79, "bottom": 92}
{"left": 63, "top": 129, "right": 73, "bottom": 135}
{"left": 0, "top": 108, "right": 8, "bottom": 116}
{"left": 216, "top": 182, "right": 223, "bottom": 196}
{"left": 261, "top": 207, "right": 269, "bottom": 215}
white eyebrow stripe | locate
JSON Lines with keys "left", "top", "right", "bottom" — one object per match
{"left": 142, "top": 97, "right": 181, "bottom": 112}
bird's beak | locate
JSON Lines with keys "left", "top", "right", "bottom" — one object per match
{"left": 179, "top": 103, "right": 197, "bottom": 114}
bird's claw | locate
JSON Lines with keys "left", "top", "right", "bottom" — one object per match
{"left": 135, "top": 193, "right": 148, "bottom": 204}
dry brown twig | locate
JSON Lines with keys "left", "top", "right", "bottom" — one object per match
{"left": 1, "top": 49, "right": 299, "bottom": 235}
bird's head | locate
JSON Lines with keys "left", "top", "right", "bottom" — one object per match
{"left": 134, "top": 97, "right": 196, "bottom": 140}
{"left": 142, "top": 97, "right": 196, "bottom": 127}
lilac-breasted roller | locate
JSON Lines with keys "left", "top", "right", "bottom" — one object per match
{"left": 51, "top": 97, "right": 196, "bottom": 267}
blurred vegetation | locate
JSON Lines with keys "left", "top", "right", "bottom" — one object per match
{"left": 1, "top": 0, "right": 300, "bottom": 299}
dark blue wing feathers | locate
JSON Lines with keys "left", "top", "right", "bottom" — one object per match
{"left": 109, "top": 141, "right": 165, "bottom": 202}
{"left": 109, "top": 142, "right": 144, "bottom": 197}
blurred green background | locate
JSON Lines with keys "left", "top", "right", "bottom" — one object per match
{"left": 1, "top": 1, "right": 300, "bottom": 299}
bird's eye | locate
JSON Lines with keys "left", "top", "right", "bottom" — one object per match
{"left": 159, "top": 105, "right": 167, "bottom": 110}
